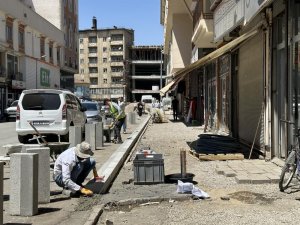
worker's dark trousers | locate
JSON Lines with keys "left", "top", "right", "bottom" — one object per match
{"left": 54, "top": 158, "right": 96, "bottom": 188}
{"left": 114, "top": 117, "right": 125, "bottom": 141}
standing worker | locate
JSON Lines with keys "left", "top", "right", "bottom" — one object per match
{"left": 105, "top": 99, "right": 126, "bottom": 143}
{"left": 53, "top": 141, "right": 105, "bottom": 197}
{"left": 172, "top": 96, "right": 179, "bottom": 121}
{"left": 118, "top": 97, "right": 127, "bottom": 134}
{"left": 136, "top": 100, "right": 144, "bottom": 117}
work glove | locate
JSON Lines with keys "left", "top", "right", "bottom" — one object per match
{"left": 80, "top": 187, "right": 93, "bottom": 196}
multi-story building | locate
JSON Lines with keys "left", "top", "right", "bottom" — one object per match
{"left": 23, "top": 0, "right": 79, "bottom": 91}
{"left": 129, "top": 46, "right": 165, "bottom": 101}
{"left": 76, "top": 17, "right": 134, "bottom": 101}
{"left": 161, "top": 0, "right": 299, "bottom": 160}
{"left": 0, "top": 0, "right": 64, "bottom": 116}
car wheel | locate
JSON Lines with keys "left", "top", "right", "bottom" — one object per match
{"left": 18, "top": 135, "right": 28, "bottom": 144}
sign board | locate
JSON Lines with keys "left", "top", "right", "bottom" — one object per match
{"left": 40, "top": 68, "right": 50, "bottom": 87}
{"left": 214, "top": 0, "right": 244, "bottom": 41}
{"left": 245, "top": 0, "right": 269, "bottom": 23}
{"left": 12, "top": 80, "right": 25, "bottom": 89}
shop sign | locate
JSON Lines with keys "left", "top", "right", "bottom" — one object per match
{"left": 40, "top": 68, "right": 50, "bottom": 87}
{"left": 214, "top": 0, "right": 244, "bottom": 41}
{"left": 245, "top": 0, "right": 269, "bottom": 23}
{"left": 12, "top": 80, "right": 25, "bottom": 89}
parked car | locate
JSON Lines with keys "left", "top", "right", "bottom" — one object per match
{"left": 16, "top": 89, "right": 87, "bottom": 143}
{"left": 4, "top": 100, "right": 18, "bottom": 121}
{"left": 81, "top": 101, "right": 102, "bottom": 123}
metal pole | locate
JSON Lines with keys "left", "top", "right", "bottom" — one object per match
{"left": 36, "top": 59, "right": 37, "bottom": 89}
{"left": 160, "top": 46, "right": 163, "bottom": 101}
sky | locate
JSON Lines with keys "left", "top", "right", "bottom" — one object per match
{"left": 78, "top": 0, "right": 164, "bottom": 46}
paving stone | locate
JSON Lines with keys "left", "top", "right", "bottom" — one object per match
{"left": 235, "top": 175, "right": 251, "bottom": 184}
{"left": 249, "top": 174, "right": 270, "bottom": 184}
{"left": 266, "top": 174, "right": 280, "bottom": 183}
{"left": 223, "top": 170, "right": 236, "bottom": 177}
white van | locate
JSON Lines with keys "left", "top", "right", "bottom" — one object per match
{"left": 141, "top": 95, "right": 153, "bottom": 113}
{"left": 16, "top": 89, "right": 87, "bottom": 143}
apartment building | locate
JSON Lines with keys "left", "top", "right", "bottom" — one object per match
{"left": 76, "top": 17, "right": 134, "bottom": 101}
{"left": 23, "top": 0, "right": 79, "bottom": 91}
{"left": 129, "top": 45, "right": 165, "bottom": 102}
{"left": 161, "top": 0, "right": 299, "bottom": 160}
{"left": 0, "top": 0, "right": 64, "bottom": 117}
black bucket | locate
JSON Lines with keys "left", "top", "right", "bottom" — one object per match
{"left": 165, "top": 173, "right": 195, "bottom": 183}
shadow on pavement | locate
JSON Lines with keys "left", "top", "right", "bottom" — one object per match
{"left": 38, "top": 207, "right": 61, "bottom": 215}
{"left": 85, "top": 180, "right": 105, "bottom": 194}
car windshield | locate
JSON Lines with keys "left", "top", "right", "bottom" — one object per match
{"left": 22, "top": 93, "right": 61, "bottom": 110}
{"left": 82, "top": 103, "right": 98, "bottom": 111}
{"left": 143, "top": 99, "right": 152, "bottom": 104}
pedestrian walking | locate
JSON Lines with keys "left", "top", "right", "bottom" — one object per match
{"left": 172, "top": 96, "right": 179, "bottom": 121}
{"left": 53, "top": 141, "right": 105, "bottom": 197}
{"left": 105, "top": 99, "right": 126, "bottom": 143}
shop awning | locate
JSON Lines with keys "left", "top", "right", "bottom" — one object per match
{"left": 160, "top": 28, "right": 259, "bottom": 96}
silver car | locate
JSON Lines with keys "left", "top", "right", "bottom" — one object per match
{"left": 81, "top": 101, "right": 102, "bottom": 123}
{"left": 4, "top": 100, "right": 18, "bottom": 121}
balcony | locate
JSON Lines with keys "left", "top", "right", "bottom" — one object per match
{"left": 110, "top": 51, "right": 123, "bottom": 56}
{"left": 88, "top": 42, "right": 97, "bottom": 47}
{"left": 88, "top": 52, "right": 98, "bottom": 57}
{"left": 110, "top": 61, "right": 123, "bottom": 67}
{"left": 111, "top": 72, "right": 123, "bottom": 77}
{"left": 88, "top": 63, "right": 98, "bottom": 67}
{"left": 110, "top": 40, "right": 123, "bottom": 45}
{"left": 191, "top": 15, "right": 215, "bottom": 48}
{"left": 89, "top": 73, "right": 98, "bottom": 78}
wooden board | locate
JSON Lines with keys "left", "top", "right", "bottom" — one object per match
{"left": 188, "top": 149, "right": 244, "bottom": 161}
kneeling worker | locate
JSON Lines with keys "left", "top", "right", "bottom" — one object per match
{"left": 53, "top": 141, "right": 104, "bottom": 197}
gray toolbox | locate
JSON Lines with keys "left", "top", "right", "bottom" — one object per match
{"left": 133, "top": 153, "right": 165, "bottom": 185}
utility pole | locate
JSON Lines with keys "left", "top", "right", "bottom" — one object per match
{"left": 160, "top": 45, "right": 163, "bottom": 101}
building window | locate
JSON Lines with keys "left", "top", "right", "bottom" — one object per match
{"left": 49, "top": 42, "right": 53, "bottom": 63}
{"left": 80, "top": 58, "right": 84, "bottom": 64}
{"left": 111, "top": 34, "right": 123, "bottom": 41}
{"left": 111, "top": 56, "right": 123, "bottom": 62}
{"left": 111, "top": 66, "right": 123, "bottom": 72}
{"left": 90, "top": 78, "right": 98, "bottom": 85}
{"left": 103, "top": 37, "right": 106, "bottom": 42}
{"left": 57, "top": 47, "right": 61, "bottom": 64}
{"left": 40, "top": 37, "right": 45, "bottom": 58}
{"left": 80, "top": 69, "right": 84, "bottom": 74}
{"left": 7, "top": 54, "right": 18, "bottom": 78}
{"left": 103, "top": 78, "right": 107, "bottom": 84}
{"left": 89, "top": 57, "right": 97, "bottom": 64}
{"left": 103, "top": 68, "right": 107, "bottom": 73}
{"left": 103, "top": 47, "right": 107, "bottom": 52}
{"left": 89, "top": 67, "right": 98, "bottom": 73}
{"left": 18, "top": 28, "right": 25, "bottom": 52}
{"left": 111, "top": 45, "right": 123, "bottom": 51}
{"left": 80, "top": 49, "right": 84, "bottom": 54}
{"left": 88, "top": 47, "right": 97, "bottom": 53}
{"left": 103, "top": 58, "right": 107, "bottom": 63}
{"left": 88, "top": 36, "right": 97, "bottom": 43}
{"left": 79, "top": 38, "right": 83, "bottom": 43}
{"left": 112, "top": 77, "right": 122, "bottom": 84}
{"left": 6, "top": 18, "right": 13, "bottom": 45}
